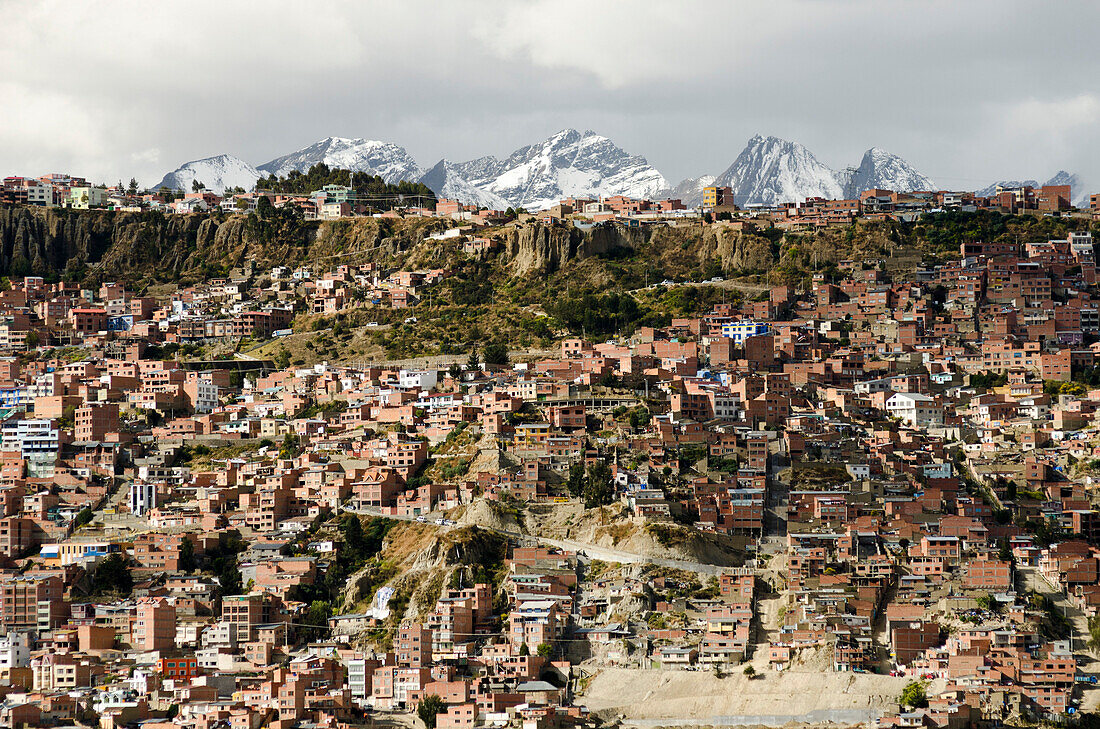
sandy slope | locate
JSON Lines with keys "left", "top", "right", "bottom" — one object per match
{"left": 581, "top": 668, "right": 925, "bottom": 725}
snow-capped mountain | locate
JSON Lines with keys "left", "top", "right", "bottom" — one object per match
{"left": 842, "top": 147, "right": 935, "bottom": 199}
{"left": 154, "top": 132, "right": 950, "bottom": 209}
{"left": 670, "top": 175, "right": 717, "bottom": 207}
{"left": 674, "top": 137, "right": 936, "bottom": 207}
{"left": 418, "top": 160, "right": 510, "bottom": 210}
{"left": 714, "top": 135, "right": 842, "bottom": 207}
{"left": 451, "top": 129, "right": 670, "bottom": 210}
{"left": 155, "top": 154, "right": 259, "bottom": 194}
{"left": 1044, "top": 170, "right": 1090, "bottom": 207}
{"left": 975, "top": 179, "right": 1040, "bottom": 198}
{"left": 258, "top": 137, "right": 423, "bottom": 184}
{"left": 974, "top": 173, "right": 1090, "bottom": 206}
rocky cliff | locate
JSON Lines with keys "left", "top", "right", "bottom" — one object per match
{"left": 0, "top": 205, "right": 446, "bottom": 282}
{"left": 500, "top": 221, "right": 783, "bottom": 277}
{"left": 0, "top": 205, "right": 818, "bottom": 285}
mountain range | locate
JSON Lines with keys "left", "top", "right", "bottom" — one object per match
{"left": 154, "top": 131, "right": 1086, "bottom": 211}
{"left": 976, "top": 171, "right": 1091, "bottom": 207}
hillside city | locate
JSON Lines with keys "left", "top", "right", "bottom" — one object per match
{"left": 1, "top": 166, "right": 1100, "bottom": 729}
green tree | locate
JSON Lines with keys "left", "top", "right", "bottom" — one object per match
{"left": 418, "top": 695, "right": 445, "bottom": 729}
{"left": 899, "top": 680, "right": 928, "bottom": 709}
{"left": 583, "top": 461, "right": 615, "bottom": 509}
{"left": 536, "top": 642, "right": 553, "bottom": 658}
{"left": 567, "top": 461, "right": 585, "bottom": 498}
{"left": 302, "top": 600, "right": 332, "bottom": 640}
{"left": 743, "top": 664, "right": 756, "bottom": 679}
{"left": 343, "top": 515, "right": 365, "bottom": 557}
{"left": 91, "top": 554, "right": 133, "bottom": 596}
{"left": 627, "top": 406, "right": 651, "bottom": 430}
{"left": 74, "top": 506, "right": 94, "bottom": 528}
{"left": 1088, "top": 614, "right": 1100, "bottom": 651}
{"left": 191, "top": 179, "right": 206, "bottom": 192}
{"left": 179, "top": 536, "right": 196, "bottom": 572}
{"left": 216, "top": 554, "right": 243, "bottom": 595}
{"left": 466, "top": 347, "right": 479, "bottom": 370}
{"left": 279, "top": 434, "right": 301, "bottom": 459}
{"left": 519, "top": 642, "right": 530, "bottom": 656}
{"left": 255, "top": 195, "right": 274, "bottom": 218}
{"left": 482, "top": 342, "right": 509, "bottom": 366}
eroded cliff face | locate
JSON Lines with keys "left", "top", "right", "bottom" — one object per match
{"left": 0, "top": 205, "right": 787, "bottom": 283}
{"left": 0, "top": 206, "right": 446, "bottom": 280}
{"left": 500, "top": 221, "right": 781, "bottom": 277}
{"left": 501, "top": 222, "right": 648, "bottom": 274}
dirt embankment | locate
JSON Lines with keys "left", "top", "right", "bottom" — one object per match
{"left": 523, "top": 502, "right": 745, "bottom": 567}
{"left": 451, "top": 498, "right": 524, "bottom": 533}
{"left": 341, "top": 520, "right": 509, "bottom": 627}
{"left": 581, "top": 668, "right": 917, "bottom": 725}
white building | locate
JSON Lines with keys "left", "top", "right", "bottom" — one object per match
{"left": 885, "top": 392, "right": 942, "bottom": 429}
{"left": 129, "top": 481, "right": 158, "bottom": 516}
{"left": 347, "top": 658, "right": 371, "bottom": 702}
{"left": 0, "top": 631, "right": 32, "bottom": 669}
{"left": 0, "top": 418, "right": 59, "bottom": 476}
{"left": 25, "top": 181, "right": 54, "bottom": 207}
{"left": 398, "top": 369, "right": 438, "bottom": 391}
{"left": 711, "top": 391, "right": 740, "bottom": 420}
{"left": 190, "top": 380, "right": 219, "bottom": 414}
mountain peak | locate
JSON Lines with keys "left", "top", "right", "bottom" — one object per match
{"left": 154, "top": 154, "right": 258, "bottom": 194}
{"left": 419, "top": 159, "right": 510, "bottom": 210}
{"left": 843, "top": 147, "right": 934, "bottom": 198}
{"left": 715, "top": 136, "right": 841, "bottom": 206}
{"left": 451, "top": 130, "right": 669, "bottom": 210}
{"left": 257, "top": 137, "right": 422, "bottom": 184}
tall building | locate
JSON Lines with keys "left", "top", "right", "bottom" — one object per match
{"left": 129, "top": 481, "right": 158, "bottom": 516}
{"left": 132, "top": 597, "right": 175, "bottom": 651}
{"left": 701, "top": 186, "right": 735, "bottom": 210}
{"left": 75, "top": 402, "right": 120, "bottom": 442}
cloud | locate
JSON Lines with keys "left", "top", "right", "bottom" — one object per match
{"left": 0, "top": 1, "right": 1098, "bottom": 189}
{"left": 1006, "top": 94, "right": 1100, "bottom": 135}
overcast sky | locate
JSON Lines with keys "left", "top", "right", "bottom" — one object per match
{"left": 2, "top": 0, "right": 1099, "bottom": 191}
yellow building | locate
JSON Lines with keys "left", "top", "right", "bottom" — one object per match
{"left": 701, "top": 186, "right": 735, "bottom": 210}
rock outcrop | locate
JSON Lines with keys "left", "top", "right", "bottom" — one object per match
{"left": 0, "top": 205, "right": 794, "bottom": 284}
{"left": 0, "top": 205, "right": 446, "bottom": 281}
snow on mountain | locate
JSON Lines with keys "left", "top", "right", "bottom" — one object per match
{"left": 258, "top": 137, "right": 423, "bottom": 184}
{"left": 975, "top": 172, "right": 1090, "bottom": 207}
{"left": 670, "top": 175, "right": 717, "bottom": 207}
{"left": 1044, "top": 170, "right": 1090, "bottom": 207}
{"left": 418, "top": 160, "right": 510, "bottom": 210}
{"left": 686, "top": 138, "right": 935, "bottom": 207}
{"left": 452, "top": 129, "right": 670, "bottom": 210}
{"left": 714, "top": 135, "right": 843, "bottom": 207}
{"left": 974, "top": 179, "right": 1040, "bottom": 198}
{"left": 155, "top": 154, "right": 259, "bottom": 194}
{"left": 842, "top": 147, "right": 935, "bottom": 198}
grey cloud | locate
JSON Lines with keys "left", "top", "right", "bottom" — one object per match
{"left": 0, "top": 0, "right": 1097, "bottom": 192}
